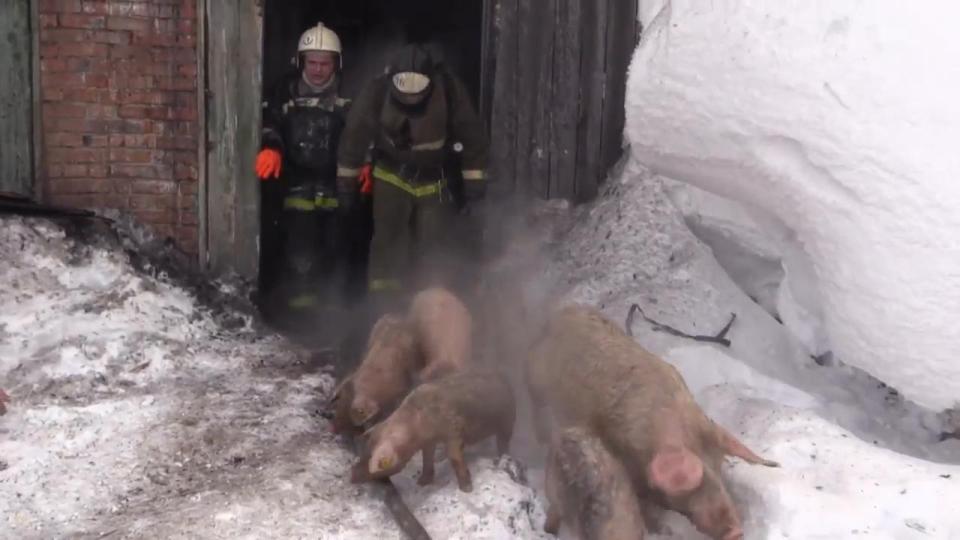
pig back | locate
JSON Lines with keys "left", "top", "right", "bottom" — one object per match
{"left": 352, "top": 315, "right": 419, "bottom": 396}
{"left": 530, "top": 305, "right": 683, "bottom": 423}
{"left": 421, "top": 368, "right": 515, "bottom": 442}
{"left": 409, "top": 287, "right": 474, "bottom": 377}
{"left": 530, "top": 305, "right": 703, "bottom": 457}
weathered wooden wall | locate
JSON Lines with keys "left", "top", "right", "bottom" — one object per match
{"left": 205, "top": 0, "right": 263, "bottom": 277}
{"left": 0, "top": 0, "right": 35, "bottom": 196}
{"left": 487, "top": 0, "right": 638, "bottom": 203}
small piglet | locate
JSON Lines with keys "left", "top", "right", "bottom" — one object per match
{"left": 350, "top": 367, "right": 516, "bottom": 492}
{"left": 407, "top": 286, "right": 474, "bottom": 381}
{"left": 544, "top": 426, "right": 646, "bottom": 540}
{"left": 342, "top": 313, "right": 421, "bottom": 428}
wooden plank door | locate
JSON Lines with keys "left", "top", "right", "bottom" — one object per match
{"left": 486, "top": 0, "right": 638, "bottom": 203}
{"left": 0, "top": 0, "right": 35, "bottom": 196}
{"left": 203, "top": 0, "right": 263, "bottom": 277}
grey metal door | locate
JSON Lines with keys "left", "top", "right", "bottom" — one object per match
{"left": 0, "top": 0, "right": 34, "bottom": 196}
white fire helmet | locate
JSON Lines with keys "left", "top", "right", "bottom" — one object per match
{"left": 391, "top": 71, "right": 431, "bottom": 95}
{"left": 297, "top": 22, "right": 342, "bottom": 68}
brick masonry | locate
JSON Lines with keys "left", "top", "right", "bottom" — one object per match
{"left": 38, "top": 0, "right": 200, "bottom": 255}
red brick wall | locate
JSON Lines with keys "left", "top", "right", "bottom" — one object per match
{"left": 38, "top": 0, "right": 200, "bottom": 254}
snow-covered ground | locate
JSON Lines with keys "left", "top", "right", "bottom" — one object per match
{"left": 547, "top": 161, "right": 960, "bottom": 539}
{"left": 2, "top": 166, "right": 959, "bottom": 539}
{"left": 4, "top": 3, "right": 960, "bottom": 537}
{"left": 0, "top": 216, "right": 547, "bottom": 539}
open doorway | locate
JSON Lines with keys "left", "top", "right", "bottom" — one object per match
{"left": 262, "top": 1, "right": 484, "bottom": 106}
{"left": 255, "top": 0, "right": 486, "bottom": 335}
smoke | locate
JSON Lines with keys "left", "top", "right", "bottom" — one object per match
{"left": 468, "top": 194, "right": 580, "bottom": 467}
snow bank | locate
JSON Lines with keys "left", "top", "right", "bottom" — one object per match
{"left": 548, "top": 161, "right": 960, "bottom": 537}
{"left": 0, "top": 216, "right": 547, "bottom": 539}
{"left": 703, "top": 385, "right": 960, "bottom": 540}
{"left": 624, "top": 0, "right": 960, "bottom": 411}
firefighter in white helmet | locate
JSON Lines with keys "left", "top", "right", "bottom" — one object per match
{"left": 254, "top": 22, "right": 358, "bottom": 331}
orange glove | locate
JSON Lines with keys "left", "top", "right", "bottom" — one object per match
{"left": 255, "top": 148, "right": 282, "bottom": 180}
{"left": 358, "top": 163, "right": 374, "bottom": 195}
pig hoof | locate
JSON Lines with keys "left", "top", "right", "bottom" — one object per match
{"left": 458, "top": 481, "right": 474, "bottom": 493}
{"left": 722, "top": 528, "right": 744, "bottom": 540}
{"left": 417, "top": 474, "right": 434, "bottom": 486}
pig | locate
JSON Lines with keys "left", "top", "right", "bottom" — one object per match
{"left": 406, "top": 287, "right": 474, "bottom": 381}
{"left": 344, "top": 313, "right": 422, "bottom": 428}
{"left": 326, "top": 375, "right": 363, "bottom": 436}
{"left": 526, "top": 304, "right": 778, "bottom": 540}
{"left": 350, "top": 367, "right": 516, "bottom": 492}
{"left": 0, "top": 388, "right": 9, "bottom": 415}
{"left": 543, "top": 426, "right": 647, "bottom": 540}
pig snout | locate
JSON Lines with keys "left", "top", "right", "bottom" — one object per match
{"left": 723, "top": 528, "right": 744, "bottom": 540}
{"left": 693, "top": 520, "right": 743, "bottom": 540}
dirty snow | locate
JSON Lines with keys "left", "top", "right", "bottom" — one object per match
{"left": 0, "top": 216, "right": 547, "bottom": 539}
{"left": 546, "top": 161, "right": 960, "bottom": 539}
{"left": 625, "top": 0, "right": 960, "bottom": 411}
{"left": 3, "top": 165, "right": 960, "bottom": 539}
{"left": 7, "top": 9, "right": 960, "bottom": 532}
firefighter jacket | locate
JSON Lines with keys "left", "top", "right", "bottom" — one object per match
{"left": 335, "top": 68, "right": 488, "bottom": 195}
{"left": 261, "top": 72, "right": 351, "bottom": 190}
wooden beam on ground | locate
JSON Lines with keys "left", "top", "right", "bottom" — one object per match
{"left": 348, "top": 437, "right": 432, "bottom": 540}
{"left": 0, "top": 192, "right": 112, "bottom": 222}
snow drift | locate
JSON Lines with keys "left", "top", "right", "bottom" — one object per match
{"left": 549, "top": 162, "right": 960, "bottom": 538}
{"left": 624, "top": 0, "right": 960, "bottom": 410}
{"left": 0, "top": 216, "right": 548, "bottom": 539}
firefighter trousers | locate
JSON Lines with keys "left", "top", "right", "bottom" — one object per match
{"left": 280, "top": 182, "right": 346, "bottom": 310}
{"left": 367, "top": 166, "right": 461, "bottom": 312}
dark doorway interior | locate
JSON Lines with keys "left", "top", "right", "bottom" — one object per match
{"left": 256, "top": 0, "right": 485, "bottom": 340}
{"left": 262, "top": 1, "right": 484, "bottom": 104}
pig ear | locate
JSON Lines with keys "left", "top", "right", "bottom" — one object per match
{"left": 714, "top": 424, "right": 779, "bottom": 467}
{"left": 647, "top": 446, "right": 704, "bottom": 496}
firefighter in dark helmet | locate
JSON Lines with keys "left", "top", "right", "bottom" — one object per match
{"left": 254, "top": 22, "right": 353, "bottom": 328}
{"left": 335, "top": 44, "right": 489, "bottom": 316}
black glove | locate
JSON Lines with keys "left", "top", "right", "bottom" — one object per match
{"left": 337, "top": 176, "right": 358, "bottom": 214}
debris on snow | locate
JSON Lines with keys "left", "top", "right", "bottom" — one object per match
{"left": 0, "top": 215, "right": 549, "bottom": 539}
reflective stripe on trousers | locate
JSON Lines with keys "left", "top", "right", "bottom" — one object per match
{"left": 372, "top": 166, "right": 443, "bottom": 198}
{"left": 369, "top": 278, "right": 402, "bottom": 292}
{"left": 283, "top": 195, "right": 340, "bottom": 210}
